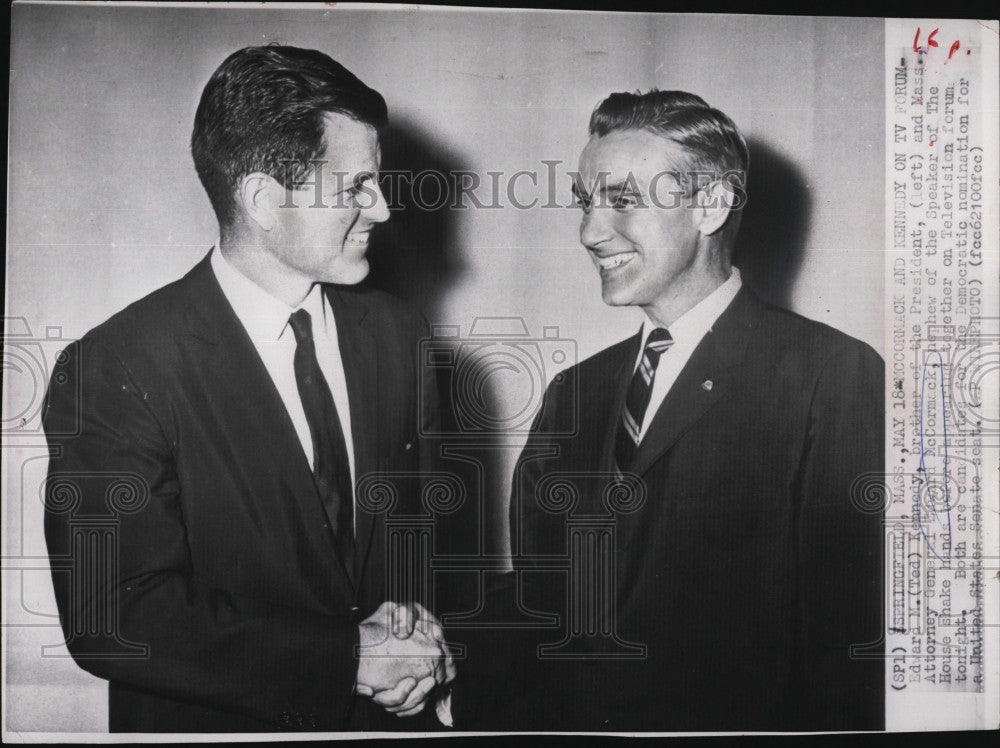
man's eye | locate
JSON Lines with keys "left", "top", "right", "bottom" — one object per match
{"left": 573, "top": 196, "right": 592, "bottom": 212}
{"left": 348, "top": 172, "right": 377, "bottom": 196}
{"left": 345, "top": 181, "right": 371, "bottom": 204}
{"left": 612, "top": 193, "right": 640, "bottom": 210}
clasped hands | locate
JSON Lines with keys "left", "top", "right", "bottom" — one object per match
{"left": 356, "top": 601, "right": 455, "bottom": 717}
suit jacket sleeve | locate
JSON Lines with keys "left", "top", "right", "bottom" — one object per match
{"left": 416, "top": 314, "right": 443, "bottom": 481}
{"left": 796, "top": 339, "right": 885, "bottom": 729}
{"left": 43, "top": 337, "right": 360, "bottom": 730}
{"left": 449, "top": 378, "right": 574, "bottom": 729}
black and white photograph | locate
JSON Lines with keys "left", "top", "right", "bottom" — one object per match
{"left": 3, "top": 2, "right": 998, "bottom": 738}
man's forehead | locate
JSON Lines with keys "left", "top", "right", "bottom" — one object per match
{"left": 578, "top": 128, "right": 683, "bottom": 178}
{"left": 319, "top": 111, "right": 381, "bottom": 170}
{"left": 320, "top": 110, "right": 378, "bottom": 138}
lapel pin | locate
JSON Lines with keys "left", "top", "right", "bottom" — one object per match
{"left": 701, "top": 379, "right": 713, "bottom": 391}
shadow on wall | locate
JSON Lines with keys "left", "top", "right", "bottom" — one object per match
{"left": 364, "top": 118, "right": 500, "bottom": 612}
{"left": 733, "top": 137, "right": 812, "bottom": 309}
{"left": 365, "top": 117, "right": 468, "bottom": 322}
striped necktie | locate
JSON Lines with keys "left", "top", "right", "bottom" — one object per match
{"left": 615, "top": 327, "right": 673, "bottom": 472}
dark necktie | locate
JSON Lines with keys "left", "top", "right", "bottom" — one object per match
{"left": 288, "top": 309, "right": 355, "bottom": 579}
{"left": 615, "top": 327, "right": 673, "bottom": 472}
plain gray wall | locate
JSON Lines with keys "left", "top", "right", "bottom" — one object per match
{"left": 5, "top": 4, "right": 884, "bottom": 732}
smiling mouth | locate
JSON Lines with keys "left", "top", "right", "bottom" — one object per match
{"left": 591, "top": 251, "right": 637, "bottom": 271}
{"left": 345, "top": 231, "right": 370, "bottom": 248}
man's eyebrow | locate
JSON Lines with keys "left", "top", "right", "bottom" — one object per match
{"left": 571, "top": 179, "right": 630, "bottom": 198}
{"left": 322, "top": 169, "right": 376, "bottom": 195}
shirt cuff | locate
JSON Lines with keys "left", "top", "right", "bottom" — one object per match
{"left": 435, "top": 688, "right": 454, "bottom": 727}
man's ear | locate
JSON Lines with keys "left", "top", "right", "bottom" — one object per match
{"left": 694, "top": 180, "right": 735, "bottom": 237}
{"left": 237, "top": 172, "right": 283, "bottom": 232}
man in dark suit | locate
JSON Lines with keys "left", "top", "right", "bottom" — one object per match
{"left": 42, "top": 45, "right": 453, "bottom": 732}
{"left": 460, "top": 90, "right": 884, "bottom": 731}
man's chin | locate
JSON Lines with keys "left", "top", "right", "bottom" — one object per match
{"left": 600, "top": 283, "right": 634, "bottom": 307}
{"left": 324, "top": 260, "right": 369, "bottom": 286}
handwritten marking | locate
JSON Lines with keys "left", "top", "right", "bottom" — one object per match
{"left": 914, "top": 27, "right": 940, "bottom": 52}
{"left": 912, "top": 26, "right": 968, "bottom": 63}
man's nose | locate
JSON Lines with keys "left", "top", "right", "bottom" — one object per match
{"left": 362, "top": 180, "right": 390, "bottom": 224}
{"left": 580, "top": 207, "right": 612, "bottom": 249}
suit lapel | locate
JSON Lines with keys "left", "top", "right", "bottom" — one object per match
{"left": 628, "top": 338, "right": 731, "bottom": 478}
{"left": 628, "top": 288, "right": 757, "bottom": 478}
{"left": 324, "top": 285, "right": 382, "bottom": 594}
{"left": 600, "top": 329, "right": 644, "bottom": 473}
{"left": 181, "top": 253, "right": 355, "bottom": 601}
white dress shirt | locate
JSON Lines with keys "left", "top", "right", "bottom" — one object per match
{"left": 632, "top": 267, "right": 743, "bottom": 441}
{"left": 210, "top": 247, "right": 357, "bottom": 499}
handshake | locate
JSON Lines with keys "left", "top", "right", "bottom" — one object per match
{"left": 355, "top": 601, "right": 456, "bottom": 719}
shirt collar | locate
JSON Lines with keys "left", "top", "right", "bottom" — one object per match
{"left": 210, "top": 244, "right": 329, "bottom": 343}
{"left": 640, "top": 266, "right": 743, "bottom": 347}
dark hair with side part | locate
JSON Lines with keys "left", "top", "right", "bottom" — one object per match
{"left": 191, "top": 45, "right": 388, "bottom": 226}
{"left": 589, "top": 90, "right": 750, "bottom": 244}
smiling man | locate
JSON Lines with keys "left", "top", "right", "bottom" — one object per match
{"left": 494, "top": 90, "right": 885, "bottom": 731}
{"left": 42, "top": 45, "right": 452, "bottom": 732}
